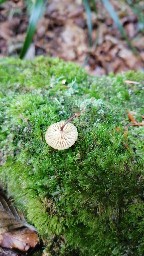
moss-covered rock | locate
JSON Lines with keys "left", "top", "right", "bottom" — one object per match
{"left": 0, "top": 57, "right": 144, "bottom": 256}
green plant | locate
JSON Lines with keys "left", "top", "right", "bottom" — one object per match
{"left": 101, "top": 0, "right": 139, "bottom": 54}
{"left": 0, "top": 0, "right": 7, "bottom": 3}
{"left": 83, "top": 0, "right": 142, "bottom": 55}
{"left": 83, "top": 0, "right": 93, "bottom": 46}
{"left": 20, "top": 0, "right": 45, "bottom": 58}
{"left": 0, "top": 57, "right": 144, "bottom": 255}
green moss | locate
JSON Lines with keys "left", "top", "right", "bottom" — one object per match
{"left": 0, "top": 57, "right": 144, "bottom": 255}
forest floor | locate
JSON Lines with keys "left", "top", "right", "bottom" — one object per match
{"left": 0, "top": 0, "right": 144, "bottom": 75}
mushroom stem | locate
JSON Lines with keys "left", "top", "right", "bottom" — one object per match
{"left": 60, "top": 112, "right": 80, "bottom": 131}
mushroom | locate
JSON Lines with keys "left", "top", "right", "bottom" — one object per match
{"left": 45, "top": 113, "right": 79, "bottom": 150}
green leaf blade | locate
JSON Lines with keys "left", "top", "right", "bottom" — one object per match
{"left": 20, "top": 0, "right": 45, "bottom": 59}
{"left": 101, "top": 0, "right": 139, "bottom": 54}
{"left": 83, "top": 0, "right": 93, "bottom": 47}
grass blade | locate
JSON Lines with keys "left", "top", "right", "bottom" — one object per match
{"left": 83, "top": 0, "right": 93, "bottom": 47}
{"left": 102, "top": 0, "right": 126, "bottom": 37}
{"left": 101, "top": 0, "right": 138, "bottom": 54}
{"left": 20, "top": 0, "right": 45, "bottom": 59}
{"left": 128, "top": 2, "right": 144, "bottom": 32}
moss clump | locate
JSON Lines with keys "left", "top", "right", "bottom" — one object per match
{"left": 0, "top": 57, "right": 144, "bottom": 256}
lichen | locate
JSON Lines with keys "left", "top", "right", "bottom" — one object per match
{"left": 0, "top": 57, "right": 144, "bottom": 255}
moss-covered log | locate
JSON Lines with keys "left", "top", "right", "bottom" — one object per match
{"left": 0, "top": 57, "right": 144, "bottom": 256}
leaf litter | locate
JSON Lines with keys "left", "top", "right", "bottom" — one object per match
{"left": 0, "top": 0, "right": 144, "bottom": 75}
{"left": 0, "top": 185, "right": 39, "bottom": 256}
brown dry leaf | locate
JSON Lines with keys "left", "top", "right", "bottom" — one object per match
{"left": 68, "top": 5, "right": 84, "bottom": 18}
{"left": 97, "top": 24, "right": 107, "bottom": 45}
{"left": 128, "top": 111, "right": 137, "bottom": 124}
{"left": 60, "top": 44, "right": 77, "bottom": 60}
{"left": 105, "top": 35, "right": 119, "bottom": 44}
{"left": 118, "top": 48, "right": 139, "bottom": 68}
{"left": 110, "top": 58, "right": 124, "bottom": 73}
{"left": 85, "top": 65, "right": 105, "bottom": 76}
{"left": 0, "top": 22, "right": 12, "bottom": 40}
{"left": 37, "top": 18, "right": 49, "bottom": 39}
{"left": 61, "top": 21, "right": 85, "bottom": 46}
{"left": 124, "top": 22, "right": 137, "bottom": 38}
{"left": 132, "top": 37, "right": 144, "bottom": 50}
{"left": 0, "top": 187, "right": 39, "bottom": 252}
{"left": 109, "top": 45, "right": 119, "bottom": 58}
{"left": 127, "top": 111, "right": 144, "bottom": 127}
{"left": 59, "top": 21, "right": 86, "bottom": 60}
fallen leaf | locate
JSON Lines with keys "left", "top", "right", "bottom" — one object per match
{"left": 0, "top": 186, "right": 39, "bottom": 252}
{"left": 128, "top": 111, "right": 137, "bottom": 124}
{"left": 127, "top": 111, "right": 144, "bottom": 127}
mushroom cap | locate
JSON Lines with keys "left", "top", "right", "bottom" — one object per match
{"left": 45, "top": 121, "right": 78, "bottom": 150}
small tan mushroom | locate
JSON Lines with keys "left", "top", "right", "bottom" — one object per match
{"left": 45, "top": 120, "right": 78, "bottom": 150}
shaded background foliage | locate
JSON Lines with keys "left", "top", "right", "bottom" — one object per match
{"left": 0, "top": 0, "right": 144, "bottom": 74}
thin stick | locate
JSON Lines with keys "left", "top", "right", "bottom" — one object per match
{"left": 60, "top": 112, "right": 81, "bottom": 131}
